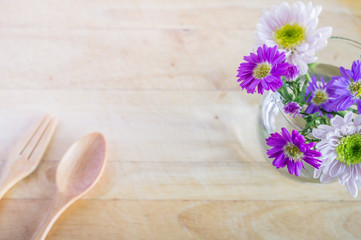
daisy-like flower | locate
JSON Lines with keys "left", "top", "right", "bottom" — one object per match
{"left": 304, "top": 76, "right": 336, "bottom": 117}
{"left": 284, "top": 101, "right": 302, "bottom": 118}
{"left": 237, "top": 44, "right": 290, "bottom": 94}
{"left": 313, "top": 112, "right": 361, "bottom": 197}
{"left": 255, "top": 2, "right": 332, "bottom": 74}
{"left": 266, "top": 128, "right": 321, "bottom": 176}
{"left": 285, "top": 65, "right": 299, "bottom": 82}
{"left": 329, "top": 60, "right": 361, "bottom": 113}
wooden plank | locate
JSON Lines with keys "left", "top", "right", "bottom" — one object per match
{"left": 0, "top": 29, "right": 253, "bottom": 90}
{"left": 0, "top": 0, "right": 359, "bottom": 30}
{"left": 1, "top": 199, "right": 361, "bottom": 240}
{"left": 0, "top": 2, "right": 359, "bottom": 91}
{"left": 0, "top": 27, "right": 359, "bottom": 91}
{"left": 0, "top": 90, "right": 262, "bottom": 163}
{"left": 1, "top": 161, "right": 359, "bottom": 201}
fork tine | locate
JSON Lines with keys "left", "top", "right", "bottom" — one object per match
{"left": 21, "top": 116, "right": 53, "bottom": 158}
{"left": 10, "top": 115, "right": 50, "bottom": 155}
{"left": 28, "top": 117, "right": 57, "bottom": 162}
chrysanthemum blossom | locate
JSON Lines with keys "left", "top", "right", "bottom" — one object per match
{"left": 284, "top": 102, "right": 302, "bottom": 118}
{"left": 304, "top": 76, "right": 336, "bottom": 117}
{"left": 313, "top": 112, "right": 361, "bottom": 197}
{"left": 266, "top": 128, "right": 321, "bottom": 176}
{"left": 237, "top": 44, "right": 290, "bottom": 94}
{"left": 329, "top": 60, "right": 361, "bottom": 113}
{"left": 255, "top": 2, "right": 332, "bottom": 74}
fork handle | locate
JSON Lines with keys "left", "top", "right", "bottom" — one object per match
{"left": 0, "top": 178, "right": 12, "bottom": 199}
{"left": 31, "top": 193, "right": 70, "bottom": 240}
{"left": 0, "top": 166, "right": 17, "bottom": 199}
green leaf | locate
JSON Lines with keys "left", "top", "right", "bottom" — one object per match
{"left": 304, "top": 91, "right": 312, "bottom": 103}
{"left": 279, "top": 78, "right": 292, "bottom": 102}
{"left": 298, "top": 80, "right": 309, "bottom": 103}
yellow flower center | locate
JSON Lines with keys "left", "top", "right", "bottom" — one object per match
{"left": 274, "top": 23, "right": 306, "bottom": 50}
{"left": 284, "top": 143, "right": 303, "bottom": 161}
{"left": 312, "top": 90, "right": 328, "bottom": 105}
{"left": 349, "top": 81, "right": 361, "bottom": 97}
{"left": 253, "top": 63, "right": 271, "bottom": 79}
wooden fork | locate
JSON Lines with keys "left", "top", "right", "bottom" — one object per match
{"left": 0, "top": 115, "right": 57, "bottom": 199}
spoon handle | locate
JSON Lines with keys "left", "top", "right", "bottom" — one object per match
{"left": 31, "top": 193, "right": 70, "bottom": 240}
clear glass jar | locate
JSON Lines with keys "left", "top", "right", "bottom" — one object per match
{"left": 258, "top": 36, "right": 361, "bottom": 183}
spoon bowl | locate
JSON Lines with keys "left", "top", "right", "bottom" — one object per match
{"left": 56, "top": 133, "right": 107, "bottom": 196}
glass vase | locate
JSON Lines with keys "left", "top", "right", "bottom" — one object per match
{"left": 258, "top": 36, "right": 361, "bottom": 183}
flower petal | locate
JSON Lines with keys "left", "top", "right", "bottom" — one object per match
{"left": 346, "top": 179, "right": 358, "bottom": 198}
{"left": 320, "top": 173, "right": 335, "bottom": 183}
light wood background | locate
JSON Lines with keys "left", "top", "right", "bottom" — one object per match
{"left": 0, "top": 0, "right": 360, "bottom": 239}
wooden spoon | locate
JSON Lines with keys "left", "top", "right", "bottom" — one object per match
{"left": 31, "top": 132, "right": 107, "bottom": 240}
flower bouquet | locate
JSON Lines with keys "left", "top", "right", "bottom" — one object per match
{"left": 237, "top": 2, "right": 361, "bottom": 197}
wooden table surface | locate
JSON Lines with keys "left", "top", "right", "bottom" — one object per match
{"left": 0, "top": 0, "right": 361, "bottom": 239}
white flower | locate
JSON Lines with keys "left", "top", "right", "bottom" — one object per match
{"left": 255, "top": 2, "right": 332, "bottom": 75}
{"left": 312, "top": 112, "right": 361, "bottom": 198}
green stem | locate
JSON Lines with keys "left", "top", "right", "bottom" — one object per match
{"left": 278, "top": 78, "right": 292, "bottom": 102}
{"left": 304, "top": 72, "right": 312, "bottom": 84}
{"left": 321, "top": 109, "right": 345, "bottom": 118}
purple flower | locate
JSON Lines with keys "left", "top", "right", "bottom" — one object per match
{"left": 237, "top": 44, "right": 290, "bottom": 94}
{"left": 266, "top": 128, "right": 321, "bottom": 176}
{"left": 284, "top": 102, "right": 302, "bottom": 118}
{"left": 304, "top": 76, "right": 336, "bottom": 117}
{"left": 285, "top": 65, "right": 299, "bottom": 82}
{"left": 328, "top": 60, "right": 361, "bottom": 113}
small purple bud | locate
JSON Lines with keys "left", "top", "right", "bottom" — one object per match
{"left": 284, "top": 101, "right": 302, "bottom": 118}
{"left": 285, "top": 65, "right": 300, "bottom": 82}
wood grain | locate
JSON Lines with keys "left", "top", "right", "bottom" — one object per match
{"left": 0, "top": 0, "right": 360, "bottom": 239}
{"left": 1, "top": 199, "right": 361, "bottom": 240}
{"left": 0, "top": 90, "right": 262, "bottom": 164}
{"left": 3, "top": 161, "right": 361, "bottom": 201}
